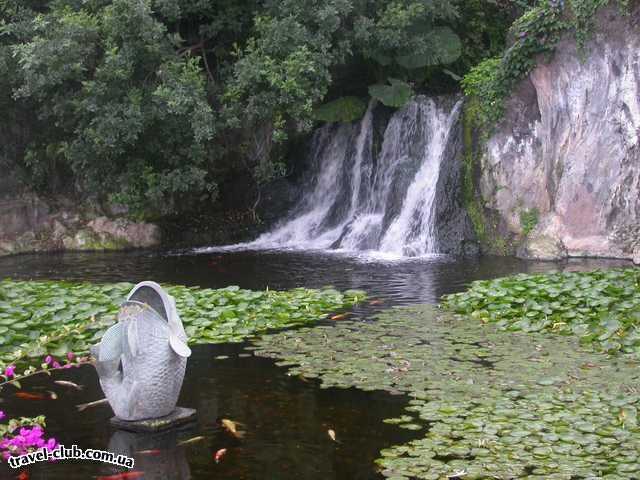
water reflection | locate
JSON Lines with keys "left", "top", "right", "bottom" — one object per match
{"left": 106, "top": 428, "right": 193, "bottom": 480}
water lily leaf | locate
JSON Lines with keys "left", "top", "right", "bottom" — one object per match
{"left": 0, "top": 279, "right": 365, "bottom": 367}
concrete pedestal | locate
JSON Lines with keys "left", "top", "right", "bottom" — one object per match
{"left": 110, "top": 407, "right": 197, "bottom": 433}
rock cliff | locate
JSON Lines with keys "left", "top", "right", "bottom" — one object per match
{"left": 479, "top": 6, "right": 640, "bottom": 261}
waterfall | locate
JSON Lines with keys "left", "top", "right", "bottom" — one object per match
{"left": 217, "top": 95, "right": 464, "bottom": 258}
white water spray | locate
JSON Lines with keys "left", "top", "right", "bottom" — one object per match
{"left": 211, "top": 96, "right": 463, "bottom": 258}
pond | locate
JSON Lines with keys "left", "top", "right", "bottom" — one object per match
{"left": 0, "top": 250, "right": 633, "bottom": 479}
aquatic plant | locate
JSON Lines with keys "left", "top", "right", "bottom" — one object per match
{"left": 251, "top": 304, "right": 640, "bottom": 478}
{"left": 442, "top": 268, "right": 640, "bottom": 355}
{"left": 0, "top": 279, "right": 365, "bottom": 369}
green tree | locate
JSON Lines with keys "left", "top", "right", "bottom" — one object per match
{"left": 7, "top": 0, "right": 216, "bottom": 217}
{"left": 0, "top": 0, "right": 518, "bottom": 219}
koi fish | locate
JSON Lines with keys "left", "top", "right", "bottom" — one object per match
{"left": 136, "top": 449, "right": 161, "bottom": 456}
{"left": 96, "top": 472, "right": 144, "bottom": 480}
{"left": 369, "top": 299, "right": 384, "bottom": 305}
{"left": 177, "top": 436, "right": 205, "bottom": 447}
{"left": 327, "top": 429, "right": 337, "bottom": 442}
{"left": 220, "top": 419, "right": 245, "bottom": 439}
{"left": 214, "top": 448, "right": 227, "bottom": 463}
{"left": 76, "top": 398, "right": 109, "bottom": 411}
{"left": 17, "top": 471, "right": 28, "bottom": 480}
{"left": 330, "top": 313, "right": 352, "bottom": 321}
{"left": 15, "top": 392, "right": 46, "bottom": 401}
{"left": 54, "top": 380, "right": 83, "bottom": 391}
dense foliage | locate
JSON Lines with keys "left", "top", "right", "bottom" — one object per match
{"left": 1, "top": 0, "right": 519, "bottom": 219}
{"left": 461, "top": 0, "right": 633, "bottom": 131}
{"left": 0, "top": 279, "right": 364, "bottom": 369}
{"left": 442, "top": 268, "right": 640, "bottom": 355}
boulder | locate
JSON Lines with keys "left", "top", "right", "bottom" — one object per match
{"left": 517, "top": 230, "right": 568, "bottom": 261}
{"left": 87, "top": 216, "right": 161, "bottom": 249}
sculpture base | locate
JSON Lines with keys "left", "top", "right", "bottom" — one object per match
{"left": 110, "top": 407, "right": 197, "bottom": 433}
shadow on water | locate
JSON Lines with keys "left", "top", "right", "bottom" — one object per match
{"left": 0, "top": 250, "right": 633, "bottom": 479}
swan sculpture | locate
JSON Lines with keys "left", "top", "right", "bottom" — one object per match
{"left": 91, "top": 281, "right": 191, "bottom": 421}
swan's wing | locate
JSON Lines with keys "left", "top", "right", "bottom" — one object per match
{"left": 167, "top": 295, "right": 191, "bottom": 357}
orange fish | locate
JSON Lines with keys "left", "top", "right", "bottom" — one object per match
{"left": 369, "top": 299, "right": 384, "bottom": 305}
{"left": 330, "top": 313, "right": 352, "bottom": 321}
{"left": 220, "top": 419, "right": 245, "bottom": 439}
{"left": 96, "top": 472, "right": 144, "bottom": 480}
{"left": 15, "top": 392, "right": 46, "bottom": 401}
{"left": 17, "top": 471, "right": 28, "bottom": 480}
{"left": 214, "top": 448, "right": 227, "bottom": 463}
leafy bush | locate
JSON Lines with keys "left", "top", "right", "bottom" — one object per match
{"left": 519, "top": 207, "right": 539, "bottom": 236}
{"left": 462, "top": 0, "right": 632, "bottom": 131}
{"left": 368, "top": 78, "right": 414, "bottom": 108}
{"left": 312, "top": 96, "right": 368, "bottom": 123}
{"left": 461, "top": 0, "right": 565, "bottom": 131}
{"left": 6, "top": 1, "right": 217, "bottom": 217}
{"left": 461, "top": 57, "right": 504, "bottom": 130}
{"left": 442, "top": 268, "right": 640, "bottom": 355}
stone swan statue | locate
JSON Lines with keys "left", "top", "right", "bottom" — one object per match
{"left": 91, "top": 281, "right": 192, "bottom": 421}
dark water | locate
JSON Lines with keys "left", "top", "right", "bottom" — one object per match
{"left": 0, "top": 249, "right": 631, "bottom": 304}
{"left": 0, "top": 250, "right": 633, "bottom": 479}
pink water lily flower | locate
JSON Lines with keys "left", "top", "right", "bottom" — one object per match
{"left": 44, "top": 355, "right": 53, "bottom": 365}
{"left": 4, "top": 365, "right": 15, "bottom": 378}
{"left": 0, "top": 411, "right": 5, "bottom": 421}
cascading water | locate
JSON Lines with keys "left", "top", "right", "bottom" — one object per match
{"left": 247, "top": 96, "right": 464, "bottom": 257}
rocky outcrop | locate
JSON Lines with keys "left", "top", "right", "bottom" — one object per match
{"left": 516, "top": 228, "right": 568, "bottom": 261}
{"left": 434, "top": 97, "right": 479, "bottom": 256}
{"left": 86, "top": 217, "right": 160, "bottom": 248}
{"left": 0, "top": 194, "right": 161, "bottom": 256}
{"left": 479, "top": 6, "right": 640, "bottom": 260}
